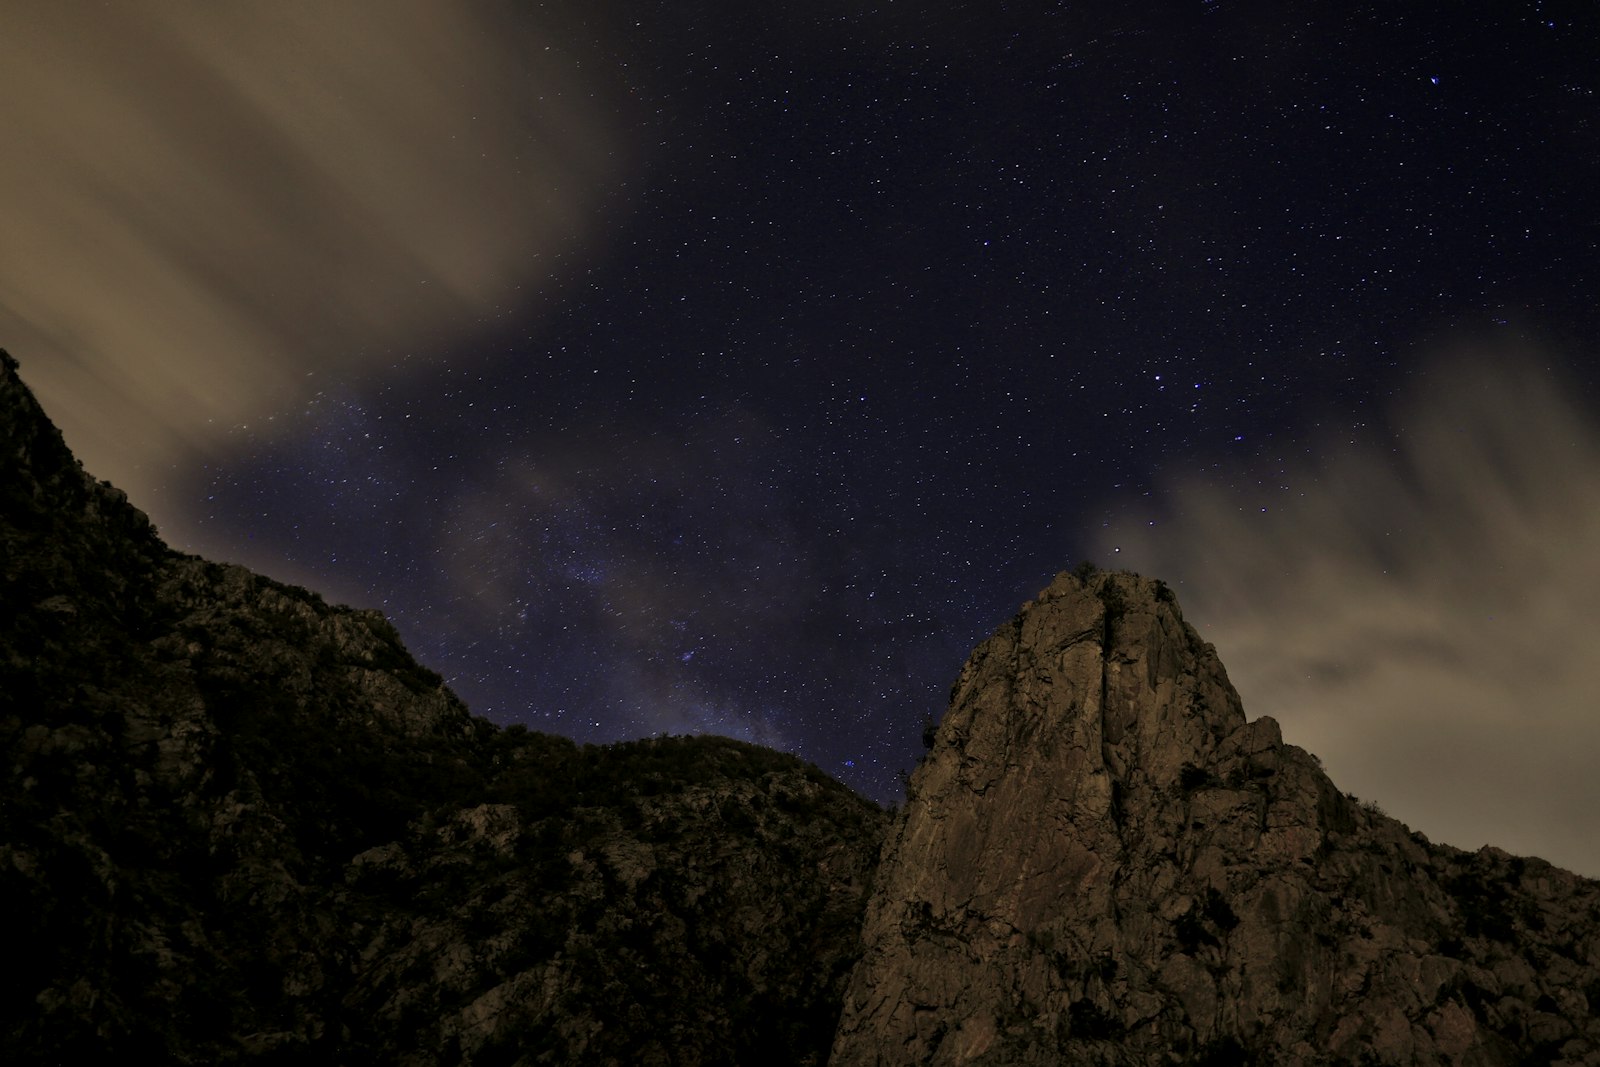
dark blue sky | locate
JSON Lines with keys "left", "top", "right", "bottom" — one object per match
{"left": 6, "top": 1, "right": 1599, "bottom": 862}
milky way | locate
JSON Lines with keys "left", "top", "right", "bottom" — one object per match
{"left": 4, "top": 1, "right": 1597, "bottom": 874}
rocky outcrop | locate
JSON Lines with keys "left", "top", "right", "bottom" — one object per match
{"left": 0, "top": 348, "right": 885, "bottom": 1063}
{"left": 832, "top": 570, "right": 1600, "bottom": 1066}
{"left": 8, "top": 341, "right": 1599, "bottom": 1064}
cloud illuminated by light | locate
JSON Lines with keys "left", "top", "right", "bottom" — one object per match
{"left": 1095, "top": 345, "right": 1600, "bottom": 877}
{"left": 0, "top": 3, "right": 624, "bottom": 533}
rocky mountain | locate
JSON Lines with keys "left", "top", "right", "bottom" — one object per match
{"left": 0, "top": 348, "right": 885, "bottom": 1064}
{"left": 5, "top": 345, "right": 1598, "bottom": 1065}
{"left": 832, "top": 569, "right": 1600, "bottom": 1065}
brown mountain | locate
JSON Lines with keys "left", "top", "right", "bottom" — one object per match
{"left": 5, "top": 347, "right": 1598, "bottom": 1065}
{"left": 0, "top": 348, "right": 884, "bottom": 1063}
{"left": 833, "top": 568, "right": 1600, "bottom": 1065}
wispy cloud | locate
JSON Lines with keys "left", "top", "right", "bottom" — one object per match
{"left": 1096, "top": 344, "right": 1600, "bottom": 876}
{"left": 0, "top": 3, "right": 623, "bottom": 526}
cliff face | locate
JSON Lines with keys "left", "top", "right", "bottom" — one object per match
{"left": 0, "top": 349, "right": 885, "bottom": 1064}
{"left": 8, "top": 343, "right": 1600, "bottom": 1065}
{"left": 833, "top": 570, "right": 1600, "bottom": 1066}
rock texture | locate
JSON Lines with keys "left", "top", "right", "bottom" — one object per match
{"left": 8, "top": 341, "right": 1600, "bottom": 1065}
{"left": 833, "top": 570, "right": 1600, "bottom": 1066}
{"left": 1, "top": 348, "right": 884, "bottom": 1064}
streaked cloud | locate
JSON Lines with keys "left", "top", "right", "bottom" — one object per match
{"left": 1095, "top": 345, "right": 1600, "bottom": 876}
{"left": 0, "top": 2, "right": 623, "bottom": 529}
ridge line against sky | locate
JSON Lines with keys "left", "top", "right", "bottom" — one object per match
{"left": 2, "top": 1, "right": 1597, "bottom": 875}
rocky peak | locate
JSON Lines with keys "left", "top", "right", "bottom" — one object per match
{"left": 833, "top": 569, "right": 1600, "bottom": 1065}
{"left": 2, "top": 349, "right": 166, "bottom": 636}
{"left": 6, "top": 342, "right": 1597, "bottom": 1063}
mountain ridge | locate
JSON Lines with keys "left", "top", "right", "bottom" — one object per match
{"left": 4, "top": 348, "right": 1598, "bottom": 1064}
{"left": 2, "top": 349, "right": 885, "bottom": 1062}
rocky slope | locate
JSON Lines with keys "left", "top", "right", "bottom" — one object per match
{"left": 0, "top": 348, "right": 885, "bottom": 1064}
{"left": 832, "top": 569, "right": 1600, "bottom": 1065}
{"left": 7, "top": 343, "right": 1599, "bottom": 1065}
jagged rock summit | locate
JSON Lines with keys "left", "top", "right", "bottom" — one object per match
{"left": 833, "top": 569, "right": 1600, "bottom": 1066}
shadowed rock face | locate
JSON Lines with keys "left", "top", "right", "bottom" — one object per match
{"left": 1, "top": 348, "right": 885, "bottom": 1064}
{"left": 833, "top": 570, "right": 1600, "bottom": 1066}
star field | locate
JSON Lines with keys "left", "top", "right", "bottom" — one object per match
{"left": 4, "top": 1, "right": 1598, "bottom": 871}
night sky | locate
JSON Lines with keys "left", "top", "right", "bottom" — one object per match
{"left": 5, "top": 2, "right": 1599, "bottom": 874}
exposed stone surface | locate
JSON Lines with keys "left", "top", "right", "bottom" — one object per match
{"left": 833, "top": 570, "right": 1600, "bottom": 1066}
{"left": 8, "top": 342, "right": 1600, "bottom": 1065}
{"left": 1, "top": 349, "right": 884, "bottom": 1063}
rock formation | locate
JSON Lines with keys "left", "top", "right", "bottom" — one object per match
{"left": 833, "top": 569, "right": 1600, "bottom": 1066}
{"left": 6, "top": 342, "right": 1599, "bottom": 1065}
{"left": 0, "top": 348, "right": 884, "bottom": 1064}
